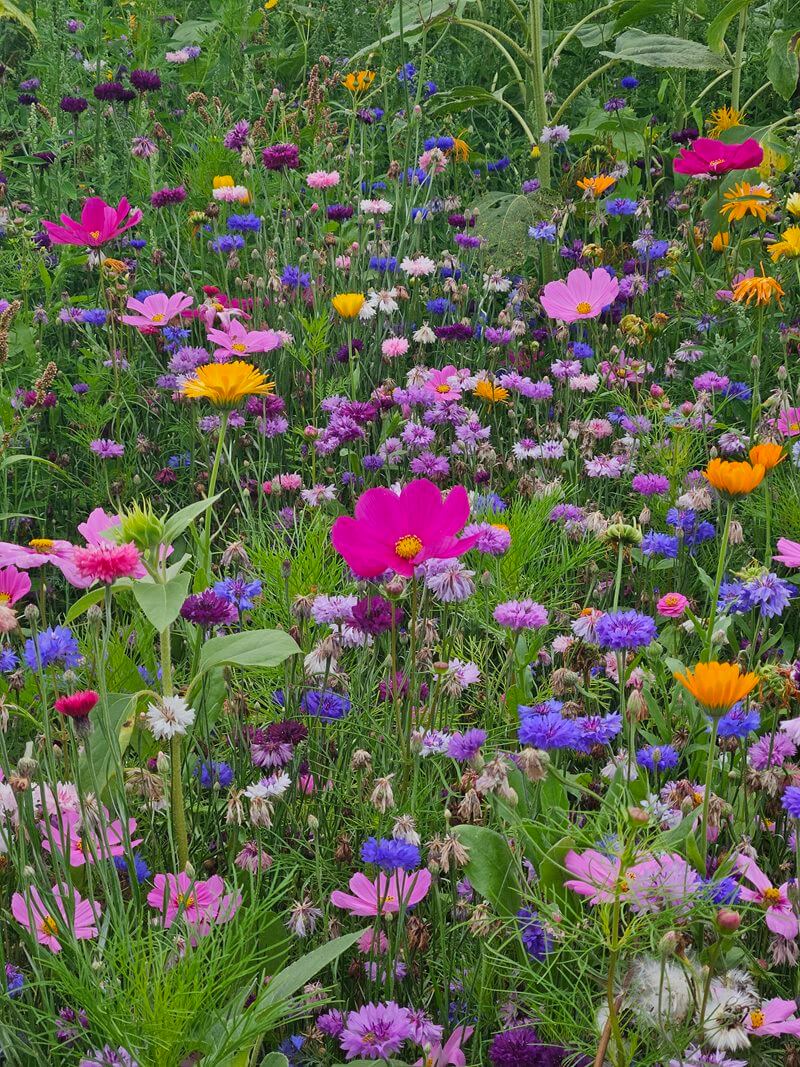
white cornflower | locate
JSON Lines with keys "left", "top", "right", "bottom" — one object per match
{"left": 146, "top": 696, "right": 195, "bottom": 740}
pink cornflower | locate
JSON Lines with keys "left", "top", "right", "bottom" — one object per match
{"left": 41, "top": 810, "right": 142, "bottom": 867}
{"left": 657, "top": 592, "right": 689, "bottom": 618}
{"left": 745, "top": 998, "right": 800, "bottom": 1038}
{"left": 493, "top": 599, "right": 548, "bottom": 630}
{"left": 41, "top": 196, "right": 142, "bottom": 248}
{"left": 540, "top": 268, "right": 619, "bottom": 323}
{"left": 774, "top": 537, "right": 800, "bottom": 567}
{"left": 147, "top": 871, "right": 241, "bottom": 939}
{"left": 735, "top": 855, "right": 798, "bottom": 938}
{"left": 206, "top": 318, "right": 283, "bottom": 360}
{"left": 564, "top": 849, "right": 623, "bottom": 903}
{"left": 54, "top": 690, "right": 99, "bottom": 720}
{"left": 381, "top": 336, "right": 409, "bottom": 359}
{"left": 0, "top": 565, "right": 31, "bottom": 605}
{"left": 306, "top": 170, "right": 340, "bottom": 189}
{"left": 72, "top": 542, "right": 141, "bottom": 584}
{"left": 330, "top": 869, "right": 432, "bottom": 916}
{"left": 0, "top": 536, "right": 89, "bottom": 588}
{"left": 11, "top": 883, "right": 101, "bottom": 952}
{"left": 121, "top": 291, "right": 193, "bottom": 330}
{"left": 331, "top": 478, "right": 479, "bottom": 579}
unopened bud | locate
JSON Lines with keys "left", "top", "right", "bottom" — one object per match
{"left": 628, "top": 806, "right": 649, "bottom": 825}
{"left": 717, "top": 908, "right": 741, "bottom": 932}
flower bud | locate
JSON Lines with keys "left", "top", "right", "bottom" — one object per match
{"left": 717, "top": 908, "right": 741, "bottom": 932}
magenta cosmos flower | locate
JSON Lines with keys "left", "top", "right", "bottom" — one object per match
{"left": 0, "top": 537, "right": 90, "bottom": 588}
{"left": 673, "top": 136, "right": 763, "bottom": 176}
{"left": 206, "top": 318, "right": 284, "bottom": 360}
{"left": 0, "top": 565, "right": 31, "bottom": 605}
{"left": 331, "top": 479, "right": 479, "bottom": 578}
{"left": 11, "top": 883, "right": 101, "bottom": 952}
{"left": 424, "top": 365, "right": 463, "bottom": 402}
{"left": 147, "top": 871, "right": 241, "bottom": 939}
{"left": 42, "top": 196, "right": 142, "bottom": 248}
{"left": 121, "top": 291, "right": 193, "bottom": 330}
{"left": 540, "top": 268, "right": 619, "bottom": 323}
{"left": 331, "top": 869, "right": 432, "bottom": 916}
{"left": 735, "top": 854, "right": 798, "bottom": 938}
{"left": 564, "top": 848, "right": 622, "bottom": 903}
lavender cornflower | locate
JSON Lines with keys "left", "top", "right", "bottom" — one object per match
{"left": 423, "top": 558, "right": 475, "bottom": 602}
{"left": 448, "top": 729, "right": 487, "bottom": 761}
{"left": 90, "top": 438, "right": 124, "bottom": 459}
{"left": 493, "top": 599, "right": 548, "bottom": 630}
{"left": 339, "top": 1002, "right": 412, "bottom": 1061}
{"left": 595, "top": 610, "right": 657, "bottom": 650}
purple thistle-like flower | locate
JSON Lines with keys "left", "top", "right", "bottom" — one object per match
{"left": 351, "top": 595, "right": 402, "bottom": 636}
{"left": 493, "top": 599, "right": 548, "bottom": 630}
{"left": 262, "top": 142, "right": 300, "bottom": 170}
{"left": 180, "top": 590, "right": 238, "bottom": 627}
{"left": 448, "top": 729, "right": 487, "bottom": 761}
{"left": 594, "top": 610, "right": 657, "bottom": 650}
{"left": 489, "top": 1026, "right": 565, "bottom": 1067}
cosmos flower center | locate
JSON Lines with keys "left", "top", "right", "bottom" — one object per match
{"left": 151, "top": 313, "right": 165, "bottom": 323}
{"left": 0, "top": 594, "right": 10, "bottom": 604}
{"left": 708, "top": 159, "right": 725, "bottom": 170}
{"left": 435, "top": 383, "right": 451, "bottom": 393}
{"left": 232, "top": 343, "right": 247, "bottom": 352}
{"left": 40, "top": 914, "right": 58, "bottom": 936}
{"left": 89, "top": 230, "right": 101, "bottom": 240}
{"left": 762, "top": 887, "right": 781, "bottom": 905}
{"left": 749, "top": 1010, "right": 765, "bottom": 1029}
{"left": 395, "top": 535, "right": 423, "bottom": 560}
{"left": 29, "top": 538, "right": 54, "bottom": 552}
{"left": 575, "top": 301, "right": 592, "bottom": 314}
{"left": 176, "top": 892, "right": 195, "bottom": 908}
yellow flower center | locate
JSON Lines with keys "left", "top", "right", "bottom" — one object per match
{"left": 762, "top": 887, "right": 781, "bottom": 905}
{"left": 435, "top": 383, "right": 451, "bottom": 393}
{"left": 708, "top": 159, "right": 725, "bottom": 170}
{"left": 0, "top": 593, "right": 10, "bottom": 604}
{"left": 395, "top": 535, "right": 423, "bottom": 560}
{"left": 232, "top": 343, "right": 247, "bottom": 352}
{"left": 749, "top": 1010, "right": 765, "bottom": 1029}
{"left": 619, "top": 879, "right": 629, "bottom": 893}
{"left": 176, "top": 893, "right": 195, "bottom": 908}
{"left": 29, "top": 538, "right": 54, "bottom": 552}
{"left": 151, "top": 313, "right": 165, "bottom": 323}
{"left": 89, "top": 230, "right": 101, "bottom": 240}
{"left": 492, "top": 523, "right": 509, "bottom": 532}
{"left": 40, "top": 915, "right": 58, "bottom": 937}
{"left": 575, "top": 301, "right": 592, "bottom": 314}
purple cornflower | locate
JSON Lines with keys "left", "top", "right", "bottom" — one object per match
{"left": 60, "top": 96, "right": 88, "bottom": 114}
{"left": 517, "top": 908, "right": 553, "bottom": 961}
{"left": 448, "top": 729, "right": 487, "bottom": 761}
{"left": 518, "top": 711, "right": 579, "bottom": 750}
{"left": 262, "top": 142, "right": 300, "bottom": 170}
{"left": 89, "top": 438, "right": 124, "bottom": 459}
{"left": 78, "top": 1048, "right": 138, "bottom": 1067}
{"left": 130, "top": 69, "right": 161, "bottom": 92}
{"left": 338, "top": 1002, "right": 412, "bottom": 1061}
{"left": 223, "top": 120, "right": 249, "bottom": 150}
{"left": 351, "top": 595, "right": 402, "bottom": 636}
{"left": 493, "top": 599, "right": 548, "bottom": 630}
{"left": 489, "top": 1026, "right": 564, "bottom": 1067}
{"left": 781, "top": 786, "right": 800, "bottom": 819}
{"left": 748, "top": 732, "right": 796, "bottom": 770}
{"left": 150, "top": 186, "right": 186, "bottom": 208}
{"left": 180, "top": 590, "right": 238, "bottom": 627}
{"left": 595, "top": 610, "right": 656, "bottom": 650}
{"left": 631, "top": 473, "right": 670, "bottom": 496}
{"left": 637, "top": 744, "right": 679, "bottom": 772}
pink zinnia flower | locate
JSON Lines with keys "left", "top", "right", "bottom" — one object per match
{"left": 72, "top": 541, "right": 142, "bottom": 584}
{"left": 0, "top": 537, "right": 89, "bottom": 588}
{"left": 121, "top": 291, "right": 194, "bottom": 330}
{"left": 657, "top": 592, "right": 688, "bottom": 618}
{"left": 0, "top": 565, "right": 31, "bottom": 605}
{"left": 425, "top": 365, "right": 462, "bottom": 401}
{"left": 42, "top": 196, "right": 142, "bottom": 248}
{"left": 564, "top": 848, "right": 622, "bottom": 903}
{"left": 206, "top": 318, "right": 283, "bottom": 360}
{"left": 735, "top": 854, "right": 798, "bottom": 938}
{"left": 540, "top": 268, "right": 619, "bottom": 323}
{"left": 330, "top": 479, "right": 479, "bottom": 578}
{"left": 673, "top": 136, "right": 763, "bottom": 176}
{"left": 41, "top": 809, "right": 142, "bottom": 867}
{"left": 745, "top": 998, "right": 800, "bottom": 1038}
{"left": 11, "top": 883, "right": 101, "bottom": 952}
{"left": 774, "top": 537, "right": 800, "bottom": 567}
{"left": 330, "top": 869, "right": 432, "bottom": 916}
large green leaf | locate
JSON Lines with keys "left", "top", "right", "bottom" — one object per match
{"left": 601, "top": 29, "right": 730, "bottom": 70}
{"left": 613, "top": 0, "right": 671, "bottom": 34}
{"left": 169, "top": 18, "right": 218, "bottom": 46}
{"left": 132, "top": 572, "right": 191, "bottom": 632}
{"left": 707, "top": 0, "right": 754, "bottom": 54}
{"left": 81, "top": 693, "right": 137, "bottom": 797}
{"left": 766, "top": 29, "right": 800, "bottom": 100}
{"left": 260, "top": 929, "right": 364, "bottom": 1005}
{"left": 161, "top": 493, "right": 223, "bottom": 545}
{"left": 65, "top": 586, "right": 108, "bottom": 623}
{"left": 453, "top": 824, "right": 522, "bottom": 916}
{"left": 349, "top": 0, "right": 475, "bottom": 62}
{"left": 198, "top": 629, "right": 300, "bottom": 674}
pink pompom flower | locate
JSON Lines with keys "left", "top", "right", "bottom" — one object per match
{"left": 656, "top": 592, "right": 689, "bottom": 618}
{"left": 72, "top": 541, "right": 142, "bottom": 584}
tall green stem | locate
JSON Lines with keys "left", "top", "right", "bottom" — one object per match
{"left": 699, "top": 717, "right": 719, "bottom": 873}
{"left": 161, "top": 622, "right": 188, "bottom": 870}
{"left": 704, "top": 502, "right": 733, "bottom": 660}
{"left": 730, "top": 10, "right": 748, "bottom": 114}
{"left": 201, "top": 411, "right": 229, "bottom": 586}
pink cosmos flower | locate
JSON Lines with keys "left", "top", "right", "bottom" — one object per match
{"left": 745, "top": 998, "right": 800, "bottom": 1038}
{"left": 0, "top": 537, "right": 89, "bottom": 588}
{"left": 540, "top": 268, "right": 619, "bottom": 323}
{"left": 206, "top": 318, "right": 283, "bottom": 360}
{"left": 673, "top": 137, "right": 763, "bottom": 176}
{"left": 657, "top": 592, "right": 688, "bottom": 618}
{"left": 147, "top": 871, "right": 241, "bottom": 939}
{"left": 41, "top": 810, "right": 142, "bottom": 866}
{"left": 414, "top": 1026, "right": 474, "bottom": 1067}
{"left": 331, "top": 478, "right": 479, "bottom": 578}
{"left": 330, "top": 869, "right": 432, "bottom": 916}
{"left": 425, "top": 365, "right": 462, "bottom": 402}
{"left": 623, "top": 854, "right": 700, "bottom": 914}
{"left": 42, "top": 196, "right": 142, "bottom": 248}
{"left": 72, "top": 541, "right": 142, "bottom": 584}
{"left": 776, "top": 406, "right": 800, "bottom": 436}
{"left": 11, "top": 883, "right": 101, "bottom": 952}
{"left": 121, "top": 291, "right": 194, "bottom": 330}
{"left": 774, "top": 538, "right": 800, "bottom": 567}
{"left": 735, "top": 854, "right": 798, "bottom": 938}
{"left": 0, "top": 565, "right": 31, "bottom": 605}
{"left": 564, "top": 848, "right": 622, "bottom": 903}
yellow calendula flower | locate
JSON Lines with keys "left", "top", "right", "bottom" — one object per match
{"left": 473, "top": 380, "right": 509, "bottom": 404}
{"left": 331, "top": 293, "right": 365, "bottom": 319}
{"left": 264, "top": 0, "right": 278, "bottom": 8}
{"left": 182, "top": 362, "right": 275, "bottom": 407}
{"left": 706, "top": 106, "right": 744, "bottom": 137}
{"left": 767, "top": 225, "right": 800, "bottom": 261}
{"left": 530, "top": 144, "right": 541, "bottom": 159}
{"left": 786, "top": 192, "right": 800, "bottom": 217}
{"left": 213, "top": 175, "right": 235, "bottom": 189}
{"left": 720, "top": 182, "right": 773, "bottom": 223}
{"left": 450, "top": 138, "right": 470, "bottom": 162}
{"left": 576, "top": 174, "right": 615, "bottom": 199}
{"left": 343, "top": 70, "right": 375, "bottom": 93}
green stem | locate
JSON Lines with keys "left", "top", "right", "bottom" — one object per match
{"left": 160, "top": 623, "right": 188, "bottom": 870}
{"left": 201, "top": 411, "right": 229, "bottom": 586}
{"left": 704, "top": 501, "right": 733, "bottom": 660}
{"left": 699, "top": 717, "right": 719, "bottom": 874}
{"left": 730, "top": 9, "right": 748, "bottom": 114}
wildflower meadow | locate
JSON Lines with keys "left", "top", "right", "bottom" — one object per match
{"left": 2, "top": 0, "right": 800, "bottom": 1064}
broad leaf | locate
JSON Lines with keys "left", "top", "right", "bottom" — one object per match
{"left": 169, "top": 18, "right": 218, "bottom": 46}
{"left": 65, "top": 586, "right": 108, "bottom": 623}
{"left": 81, "top": 693, "right": 137, "bottom": 797}
{"left": 766, "top": 29, "right": 800, "bottom": 100}
{"left": 161, "top": 493, "right": 223, "bottom": 545}
{"left": 707, "top": 0, "right": 754, "bottom": 54}
{"left": 349, "top": 0, "right": 475, "bottom": 62}
{"left": 601, "top": 30, "right": 730, "bottom": 70}
{"left": 132, "top": 573, "right": 191, "bottom": 632}
{"left": 453, "top": 824, "right": 522, "bottom": 915}
{"left": 262, "top": 929, "right": 364, "bottom": 1005}
{"left": 198, "top": 629, "right": 300, "bottom": 674}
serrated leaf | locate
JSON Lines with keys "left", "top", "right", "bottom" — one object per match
{"left": 198, "top": 629, "right": 300, "bottom": 674}
{"left": 132, "top": 573, "right": 191, "bottom": 631}
{"left": 601, "top": 29, "right": 730, "bottom": 70}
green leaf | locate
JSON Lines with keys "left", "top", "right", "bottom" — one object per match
{"left": 260, "top": 1056, "right": 290, "bottom": 1067}
{"left": 613, "top": 0, "right": 672, "bottom": 34}
{"left": 65, "top": 586, "right": 108, "bottom": 623}
{"left": 707, "top": 0, "right": 753, "bottom": 54}
{"left": 453, "top": 824, "right": 522, "bottom": 915}
{"left": 262, "top": 929, "right": 364, "bottom": 1005}
{"left": 198, "top": 629, "right": 300, "bottom": 674}
{"left": 349, "top": 0, "right": 476, "bottom": 62}
{"left": 170, "top": 17, "right": 218, "bottom": 46}
{"left": 766, "top": 29, "right": 800, "bottom": 100}
{"left": 161, "top": 493, "right": 223, "bottom": 546}
{"left": 0, "top": 0, "right": 37, "bottom": 38}
{"left": 81, "top": 693, "right": 137, "bottom": 797}
{"left": 601, "top": 29, "right": 730, "bottom": 70}
{"left": 132, "top": 572, "right": 191, "bottom": 631}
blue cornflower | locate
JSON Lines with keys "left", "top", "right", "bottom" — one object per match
{"left": 574, "top": 713, "right": 623, "bottom": 750}
{"left": 472, "top": 492, "right": 506, "bottom": 514}
{"left": 360, "top": 836, "right": 421, "bottom": 871}
{"left": 605, "top": 197, "right": 638, "bottom": 217}
{"left": 0, "top": 646, "right": 18, "bottom": 672}
{"left": 517, "top": 908, "right": 553, "bottom": 961}
{"left": 782, "top": 786, "right": 800, "bottom": 819}
{"left": 739, "top": 572, "right": 796, "bottom": 618}
{"left": 226, "top": 213, "right": 261, "bottom": 232}
{"left": 640, "top": 239, "right": 669, "bottom": 261}
{"left": 703, "top": 876, "right": 740, "bottom": 904}
{"left": 397, "top": 62, "right": 417, "bottom": 83}
{"left": 641, "top": 532, "right": 680, "bottom": 559}
{"left": 569, "top": 341, "right": 594, "bottom": 359}
{"left": 24, "top": 626, "right": 80, "bottom": 671}
{"left": 636, "top": 744, "right": 679, "bottom": 772}
{"left": 300, "top": 689, "right": 351, "bottom": 720}
{"left": 426, "top": 297, "right": 453, "bottom": 315}
{"left": 168, "top": 451, "right": 191, "bottom": 469}
{"left": 487, "top": 156, "right": 511, "bottom": 172}
{"left": 211, "top": 234, "right": 245, "bottom": 253}
{"left": 5, "top": 964, "right": 23, "bottom": 997}
{"left": 723, "top": 381, "right": 752, "bottom": 402}
{"left": 620, "top": 76, "right": 639, "bottom": 89}
{"left": 716, "top": 702, "right": 760, "bottom": 738}
{"left": 281, "top": 265, "right": 311, "bottom": 288}
{"left": 114, "top": 851, "right": 151, "bottom": 883}
{"left": 369, "top": 255, "right": 397, "bottom": 273}
{"left": 518, "top": 711, "right": 580, "bottom": 750}
{"left": 594, "top": 610, "right": 657, "bottom": 651}
{"left": 214, "top": 575, "right": 262, "bottom": 610}
{"left": 80, "top": 308, "right": 108, "bottom": 326}
{"left": 194, "top": 759, "right": 235, "bottom": 788}
{"left": 128, "top": 238, "right": 147, "bottom": 249}
{"left": 528, "top": 222, "right": 557, "bottom": 242}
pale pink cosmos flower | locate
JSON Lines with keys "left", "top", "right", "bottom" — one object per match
{"left": 0, "top": 537, "right": 89, "bottom": 588}
{"left": 745, "top": 998, "right": 800, "bottom": 1037}
{"left": 0, "top": 565, "right": 31, "bottom": 606}
{"left": 11, "top": 883, "right": 101, "bottom": 952}
{"left": 735, "top": 854, "right": 798, "bottom": 938}
{"left": 540, "top": 268, "right": 619, "bottom": 323}
{"left": 206, "top": 318, "right": 283, "bottom": 360}
{"left": 41, "top": 810, "right": 142, "bottom": 867}
{"left": 331, "top": 869, "right": 432, "bottom": 916}
{"left": 564, "top": 849, "right": 622, "bottom": 904}
{"left": 121, "top": 291, "right": 194, "bottom": 330}
{"left": 773, "top": 537, "right": 800, "bottom": 567}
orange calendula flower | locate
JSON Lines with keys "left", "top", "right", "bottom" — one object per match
{"left": 576, "top": 174, "right": 615, "bottom": 199}
{"left": 720, "top": 182, "right": 773, "bottom": 223}
{"left": 674, "top": 661, "right": 759, "bottom": 715}
{"left": 732, "top": 268, "right": 784, "bottom": 307}
{"left": 332, "top": 293, "right": 365, "bottom": 319}
{"left": 473, "top": 380, "right": 510, "bottom": 404}
{"left": 767, "top": 225, "right": 800, "bottom": 262}
{"left": 706, "top": 106, "right": 744, "bottom": 137}
{"left": 704, "top": 457, "right": 765, "bottom": 496}
{"left": 213, "top": 175, "right": 235, "bottom": 189}
{"left": 182, "top": 361, "right": 274, "bottom": 407}
{"left": 748, "top": 442, "right": 784, "bottom": 470}
{"left": 343, "top": 70, "right": 375, "bottom": 93}
{"left": 711, "top": 231, "right": 730, "bottom": 253}
{"left": 450, "top": 137, "right": 470, "bottom": 162}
